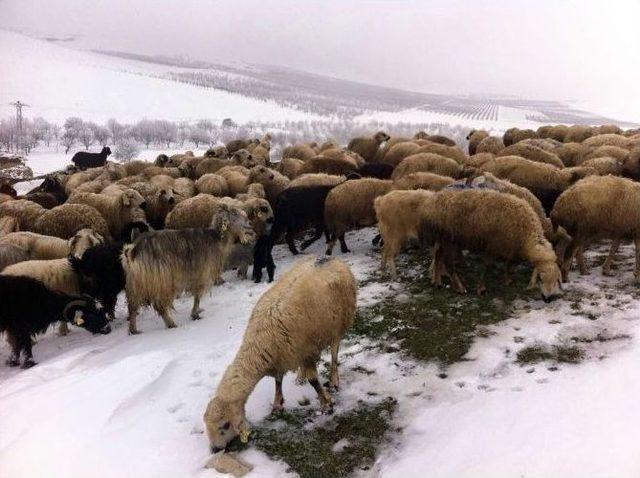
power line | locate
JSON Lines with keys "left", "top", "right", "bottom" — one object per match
{"left": 9, "top": 101, "right": 29, "bottom": 153}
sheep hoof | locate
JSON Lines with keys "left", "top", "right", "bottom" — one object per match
{"left": 323, "top": 406, "right": 334, "bottom": 415}
{"left": 129, "top": 329, "right": 141, "bottom": 335}
{"left": 191, "top": 314, "right": 202, "bottom": 321}
{"left": 5, "top": 358, "right": 19, "bottom": 367}
{"left": 271, "top": 403, "right": 284, "bottom": 413}
{"left": 21, "top": 359, "right": 37, "bottom": 369}
{"left": 325, "top": 249, "right": 333, "bottom": 256}
{"left": 324, "top": 381, "right": 339, "bottom": 392}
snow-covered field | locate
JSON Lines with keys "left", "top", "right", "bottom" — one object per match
{"left": 0, "top": 30, "right": 317, "bottom": 124}
{"left": 4, "top": 148, "right": 640, "bottom": 477}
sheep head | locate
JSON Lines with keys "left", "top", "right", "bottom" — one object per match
{"left": 374, "top": 131, "right": 390, "bottom": 143}
{"left": 121, "top": 189, "right": 146, "bottom": 210}
{"left": 232, "top": 149, "right": 256, "bottom": 169}
{"left": 528, "top": 243, "right": 563, "bottom": 302}
{"left": 69, "top": 228, "right": 105, "bottom": 259}
{"left": 413, "top": 131, "right": 430, "bottom": 140}
{"left": 244, "top": 198, "right": 274, "bottom": 236}
{"left": 155, "top": 154, "right": 170, "bottom": 167}
{"left": 203, "top": 397, "right": 250, "bottom": 454}
{"left": 63, "top": 298, "right": 111, "bottom": 335}
{"left": 158, "top": 188, "right": 176, "bottom": 207}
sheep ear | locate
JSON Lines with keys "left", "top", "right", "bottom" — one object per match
{"left": 121, "top": 193, "right": 131, "bottom": 207}
{"left": 527, "top": 269, "right": 539, "bottom": 290}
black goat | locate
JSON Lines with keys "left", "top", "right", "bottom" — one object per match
{"left": 252, "top": 231, "right": 275, "bottom": 283}
{"left": 71, "top": 146, "right": 112, "bottom": 170}
{"left": 70, "top": 242, "right": 126, "bottom": 320}
{"left": 28, "top": 175, "right": 67, "bottom": 204}
{"left": 0, "top": 275, "right": 111, "bottom": 368}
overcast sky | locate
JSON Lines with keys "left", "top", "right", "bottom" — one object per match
{"left": 1, "top": 0, "right": 639, "bottom": 120}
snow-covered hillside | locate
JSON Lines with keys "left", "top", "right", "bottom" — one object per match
{"left": 0, "top": 30, "right": 317, "bottom": 124}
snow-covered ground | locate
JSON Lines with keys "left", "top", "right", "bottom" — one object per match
{"left": 0, "top": 30, "right": 318, "bottom": 124}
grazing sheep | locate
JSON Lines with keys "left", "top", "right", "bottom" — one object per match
{"left": 324, "top": 178, "right": 392, "bottom": 254}
{"left": 538, "top": 125, "right": 569, "bottom": 142}
{"left": 288, "top": 173, "right": 346, "bottom": 188}
{"left": 0, "top": 229, "right": 103, "bottom": 261}
{"left": 564, "top": 125, "right": 593, "bottom": 143}
{"left": 466, "top": 130, "right": 489, "bottom": 155}
{"left": 122, "top": 204, "right": 255, "bottom": 333}
{"left": 282, "top": 144, "right": 317, "bottom": 162}
{"left": 0, "top": 244, "right": 29, "bottom": 272}
{"left": 205, "top": 146, "right": 229, "bottom": 159}
{"left": 125, "top": 182, "right": 175, "bottom": 229}
{"left": 416, "top": 142, "right": 467, "bottom": 164}
{"left": 392, "top": 172, "right": 455, "bottom": 192}
{"left": 347, "top": 131, "right": 390, "bottom": 162}
{"left": 226, "top": 138, "right": 258, "bottom": 154}
{"left": 583, "top": 145, "right": 629, "bottom": 163}
{"left": 0, "top": 199, "right": 46, "bottom": 231}
{"left": 392, "top": 153, "right": 463, "bottom": 180}
{"left": 248, "top": 166, "right": 290, "bottom": 206}
{"left": 67, "top": 190, "right": 146, "bottom": 238}
{"left": 0, "top": 276, "right": 111, "bottom": 368}
{"left": 71, "top": 146, "right": 112, "bottom": 170}
{"left": 426, "top": 189, "right": 562, "bottom": 299}
{"left": 298, "top": 157, "right": 357, "bottom": 176}
{"left": 555, "top": 142, "right": 592, "bottom": 167}
{"left": 580, "top": 156, "right": 622, "bottom": 176}
{"left": 123, "top": 160, "right": 153, "bottom": 176}
{"left": 497, "top": 143, "right": 564, "bottom": 168}
{"left": 196, "top": 174, "right": 230, "bottom": 197}
{"left": 381, "top": 141, "right": 421, "bottom": 167}
{"left": 503, "top": 128, "right": 538, "bottom": 147}
{"left": 204, "top": 256, "right": 356, "bottom": 452}
{"left": 476, "top": 136, "right": 505, "bottom": 155}
{"left": 551, "top": 175, "right": 640, "bottom": 280}
{"left": 35, "top": 204, "right": 111, "bottom": 240}
{"left": 582, "top": 133, "right": 632, "bottom": 149}
{"left": 375, "top": 189, "right": 435, "bottom": 278}
{"left": 0, "top": 216, "right": 19, "bottom": 236}
{"left": 480, "top": 156, "right": 596, "bottom": 213}
{"left": 278, "top": 157, "right": 304, "bottom": 179}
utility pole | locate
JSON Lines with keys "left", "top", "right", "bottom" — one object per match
{"left": 9, "top": 101, "right": 29, "bottom": 153}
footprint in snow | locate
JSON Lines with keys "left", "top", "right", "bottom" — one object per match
{"left": 167, "top": 402, "right": 185, "bottom": 414}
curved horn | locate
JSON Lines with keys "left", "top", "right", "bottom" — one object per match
{"left": 62, "top": 299, "right": 88, "bottom": 321}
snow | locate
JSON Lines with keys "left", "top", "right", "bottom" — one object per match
{"left": 0, "top": 30, "right": 318, "bottom": 124}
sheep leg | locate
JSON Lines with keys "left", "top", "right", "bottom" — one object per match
{"left": 58, "top": 321, "right": 69, "bottom": 336}
{"left": 158, "top": 307, "right": 178, "bottom": 329}
{"left": 237, "top": 264, "right": 248, "bottom": 280}
{"left": 339, "top": 235, "right": 350, "bottom": 254}
{"left": 326, "top": 233, "right": 336, "bottom": 255}
{"left": 634, "top": 238, "right": 640, "bottom": 282}
{"left": 504, "top": 261, "right": 512, "bottom": 286}
{"left": 476, "top": 259, "right": 491, "bottom": 296}
{"left": 266, "top": 252, "right": 276, "bottom": 282}
{"left": 382, "top": 238, "right": 400, "bottom": 279}
{"left": 127, "top": 301, "right": 141, "bottom": 335}
{"left": 20, "top": 335, "right": 36, "bottom": 369}
{"left": 190, "top": 293, "right": 204, "bottom": 321}
{"left": 602, "top": 240, "right": 620, "bottom": 276}
{"left": 327, "top": 341, "right": 340, "bottom": 391}
{"left": 576, "top": 246, "right": 589, "bottom": 275}
{"left": 5, "top": 333, "right": 21, "bottom": 367}
{"left": 561, "top": 241, "right": 581, "bottom": 282}
{"left": 306, "top": 366, "right": 333, "bottom": 413}
{"left": 285, "top": 228, "right": 299, "bottom": 255}
{"left": 300, "top": 226, "right": 324, "bottom": 251}
{"left": 272, "top": 374, "right": 285, "bottom": 412}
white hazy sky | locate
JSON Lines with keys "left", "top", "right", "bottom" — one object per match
{"left": 1, "top": 0, "right": 639, "bottom": 120}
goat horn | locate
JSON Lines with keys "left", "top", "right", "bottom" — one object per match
{"left": 63, "top": 299, "right": 88, "bottom": 321}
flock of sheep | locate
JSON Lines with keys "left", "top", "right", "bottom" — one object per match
{"left": 1, "top": 122, "right": 640, "bottom": 455}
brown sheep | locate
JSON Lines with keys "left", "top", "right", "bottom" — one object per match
{"left": 278, "top": 157, "right": 304, "bottom": 179}
{"left": 142, "top": 166, "right": 181, "bottom": 179}
{"left": 248, "top": 166, "right": 290, "bottom": 206}
{"left": 381, "top": 141, "right": 421, "bottom": 167}
{"left": 392, "top": 153, "right": 463, "bottom": 180}
{"left": 298, "top": 157, "right": 357, "bottom": 176}
{"left": 582, "top": 133, "right": 632, "bottom": 149}
{"left": 319, "top": 140, "right": 339, "bottom": 152}
{"left": 555, "top": 142, "right": 592, "bottom": 167}
{"left": 195, "top": 174, "right": 230, "bottom": 197}
{"left": 564, "top": 125, "right": 593, "bottom": 143}
{"left": 0, "top": 200, "right": 46, "bottom": 232}
{"left": 123, "top": 160, "right": 152, "bottom": 176}
{"left": 583, "top": 145, "right": 629, "bottom": 163}
{"left": 282, "top": 144, "right": 317, "bottom": 162}
{"left": 35, "top": 204, "right": 110, "bottom": 240}
{"left": 476, "top": 136, "right": 505, "bottom": 155}
{"left": 194, "top": 157, "right": 229, "bottom": 178}
{"left": 226, "top": 138, "right": 258, "bottom": 154}
{"left": 497, "top": 143, "right": 564, "bottom": 168}
{"left": 503, "top": 128, "right": 538, "bottom": 146}
{"left": 324, "top": 178, "right": 392, "bottom": 254}
{"left": 317, "top": 148, "right": 364, "bottom": 167}
{"left": 480, "top": 156, "right": 596, "bottom": 213}
{"left": 580, "top": 156, "right": 622, "bottom": 176}
{"left": 551, "top": 175, "right": 640, "bottom": 280}
{"left": 593, "top": 124, "right": 623, "bottom": 136}
{"left": 203, "top": 256, "right": 356, "bottom": 452}
{"left": 466, "top": 130, "right": 489, "bottom": 155}
{"left": 426, "top": 134, "right": 457, "bottom": 147}
{"left": 416, "top": 142, "right": 467, "bottom": 164}
{"left": 288, "top": 173, "right": 346, "bottom": 188}
{"left": 392, "top": 172, "right": 454, "bottom": 192}
{"left": 538, "top": 125, "right": 569, "bottom": 143}
{"left": 347, "top": 131, "right": 390, "bottom": 162}
{"left": 464, "top": 153, "right": 495, "bottom": 169}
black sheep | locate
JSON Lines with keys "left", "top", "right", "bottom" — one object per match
{"left": 71, "top": 146, "right": 112, "bottom": 170}
{"left": 27, "top": 175, "right": 67, "bottom": 204}
{"left": 70, "top": 242, "right": 126, "bottom": 320}
{"left": 268, "top": 184, "right": 335, "bottom": 256}
{"left": 0, "top": 275, "right": 111, "bottom": 368}
{"left": 252, "top": 230, "right": 275, "bottom": 283}
{"left": 357, "top": 162, "right": 394, "bottom": 179}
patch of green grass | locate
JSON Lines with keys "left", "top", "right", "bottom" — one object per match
{"left": 516, "top": 344, "right": 585, "bottom": 365}
{"left": 231, "top": 398, "right": 397, "bottom": 477}
{"left": 352, "top": 251, "right": 535, "bottom": 365}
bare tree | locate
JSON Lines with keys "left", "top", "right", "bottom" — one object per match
{"left": 133, "top": 119, "right": 156, "bottom": 148}
{"left": 188, "top": 127, "right": 209, "bottom": 148}
{"left": 61, "top": 130, "right": 76, "bottom": 154}
{"left": 106, "top": 118, "right": 125, "bottom": 143}
{"left": 78, "top": 127, "right": 95, "bottom": 150}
